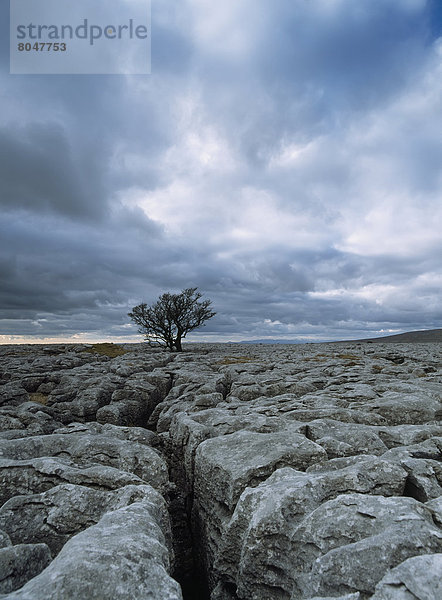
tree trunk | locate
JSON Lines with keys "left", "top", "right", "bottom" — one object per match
{"left": 174, "top": 335, "right": 183, "bottom": 352}
{"left": 165, "top": 335, "right": 175, "bottom": 351}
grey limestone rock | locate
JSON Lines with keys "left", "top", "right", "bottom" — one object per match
{"left": 0, "top": 531, "right": 11, "bottom": 549}
{"left": 0, "top": 383, "right": 28, "bottom": 408}
{"left": 0, "top": 543, "right": 51, "bottom": 594}
{"left": 0, "top": 483, "right": 166, "bottom": 556}
{"left": 426, "top": 496, "right": 442, "bottom": 525}
{"left": 370, "top": 553, "right": 442, "bottom": 600}
{"left": 94, "top": 376, "right": 161, "bottom": 426}
{"left": 294, "top": 494, "right": 442, "bottom": 598}
{"left": 52, "top": 420, "right": 161, "bottom": 447}
{"left": 1, "top": 499, "right": 182, "bottom": 600}
{"left": 0, "top": 402, "right": 61, "bottom": 438}
{"left": 367, "top": 391, "right": 442, "bottom": 425}
{"left": 305, "top": 419, "right": 389, "bottom": 458}
{"left": 215, "top": 457, "right": 408, "bottom": 599}
{"left": 0, "top": 456, "right": 146, "bottom": 506}
{"left": 305, "top": 596, "right": 360, "bottom": 600}
{"left": 195, "top": 428, "right": 327, "bottom": 512}
{"left": 381, "top": 438, "right": 442, "bottom": 502}
{"left": 0, "top": 431, "right": 169, "bottom": 493}
{"left": 376, "top": 424, "right": 442, "bottom": 448}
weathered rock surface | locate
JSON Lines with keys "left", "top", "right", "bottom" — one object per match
{"left": 0, "top": 543, "right": 51, "bottom": 594}
{"left": 0, "top": 483, "right": 172, "bottom": 556}
{"left": 2, "top": 497, "right": 182, "bottom": 600}
{"left": 0, "top": 430, "right": 169, "bottom": 497}
{"left": 371, "top": 553, "right": 442, "bottom": 600}
{"left": 0, "top": 341, "right": 441, "bottom": 599}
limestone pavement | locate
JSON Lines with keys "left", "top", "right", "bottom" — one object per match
{"left": 0, "top": 341, "right": 441, "bottom": 599}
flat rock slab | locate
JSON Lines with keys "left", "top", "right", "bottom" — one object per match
{"left": 0, "top": 483, "right": 168, "bottom": 556}
{"left": 0, "top": 432, "right": 169, "bottom": 494}
{"left": 215, "top": 457, "right": 410, "bottom": 598}
{"left": 0, "top": 457, "right": 146, "bottom": 506}
{"left": 195, "top": 428, "right": 327, "bottom": 510}
{"left": 371, "top": 553, "right": 442, "bottom": 600}
{"left": 0, "top": 543, "right": 51, "bottom": 594}
{"left": 1, "top": 500, "right": 182, "bottom": 600}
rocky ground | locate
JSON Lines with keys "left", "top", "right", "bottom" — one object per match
{"left": 0, "top": 341, "right": 441, "bottom": 600}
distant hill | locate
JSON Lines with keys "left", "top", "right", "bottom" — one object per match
{"left": 234, "top": 329, "right": 442, "bottom": 345}
{"left": 236, "top": 338, "right": 307, "bottom": 344}
{"left": 357, "top": 328, "right": 442, "bottom": 343}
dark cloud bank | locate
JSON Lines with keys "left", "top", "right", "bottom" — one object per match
{"left": 1, "top": 0, "right": 441, "bottom": 343}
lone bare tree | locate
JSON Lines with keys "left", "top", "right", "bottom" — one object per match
{"left": 128, "top": 288, "right": 216, "bottom": 352}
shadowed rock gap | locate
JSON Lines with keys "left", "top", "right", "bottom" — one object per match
{"left": 145, "top": 359, "right": 210, "bottom": 600}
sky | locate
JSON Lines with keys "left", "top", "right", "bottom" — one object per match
{"left": 0, "top": 0, "right": 441, "bottom": 344}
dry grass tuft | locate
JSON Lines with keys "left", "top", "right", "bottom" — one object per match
{"left": 337, "top": 353, "right": 361, "bottom": 361}
{"left": 215, "top": 355, "right": 256, "bottom": 365}
{"left": 29, "top": 393, "right": 48, "bottom": 405}
{"left": 305, "top": 353, "right": 329, "bottom": 362}
{"left": 82, "top": 343, "right": 129, "bottom": 358}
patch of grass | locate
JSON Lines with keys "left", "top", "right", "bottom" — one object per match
{"left": 215, "top": 355, "right": 256, "bottom": 365}
{"left": 29, "top": 393, "right": 48, "bottom": 405}
{"left": 82, "top": 343, "right": 129, "bottom": 358}
{"left": 305, "top": 354, "right": 329, "bottom": 362}
{"left": 336, "top": 353, "right": 361, "bottom": 361}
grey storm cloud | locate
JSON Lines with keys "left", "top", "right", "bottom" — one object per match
{"left": 0, "top": 0, "right": 441, "bottom": 343}
{"left": 0, "top": 122, "right": 106, "bottom": 219}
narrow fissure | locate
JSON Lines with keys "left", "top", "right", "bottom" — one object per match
{"left": 162, "top": 439, "right": 210, "bottom": 600}
{"left": 144, "top": 367, "right": 210, "bottom": 600}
